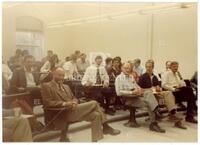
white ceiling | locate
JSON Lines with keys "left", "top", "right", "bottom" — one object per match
{"left": 3, "top": 2, "right": 196, "bottom": 26}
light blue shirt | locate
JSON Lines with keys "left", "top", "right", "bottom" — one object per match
{"left": 115, "top": 72, "right": 140, "bottom": 96}
{"left": 134, "top": 66, "right": 145, "bottom": 76}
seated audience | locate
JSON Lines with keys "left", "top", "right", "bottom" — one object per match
{"left": 115, "top": 62, "right": 165, "bottom": 133}
{"left": 133, "top": 58, "right": 145, "bottom": 76}
{"left": 41, "top": 67, "right": 120, "bottom": 142}
{"left": 76, "top": 53, "right": 90, "bottom": 75}
{"left": 63, "top": 54, "right": 79, "bottom": 80}
{"left": 138, "top": 61, "right": 186, "bottom": 129}
{"left": 3, "top": 109, "right": 33, "bottom": 142}
{"left": 162, "top": 61, "right": 197, "bottom": 123}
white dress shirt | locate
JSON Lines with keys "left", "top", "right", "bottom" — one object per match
{"left": 3, "top": 63, "right": 12, "bottom": 80}
{"left": 81, "top": 64, "right": 109, "bottom": 86}
{"left": 24, "top": 67, "right": 36, "bottom": 87}
{"left": 115, "top": 72, "right": 140, "bottom": 96}
{"left": 161, "top": 70, "right": 186, "bottom": 92}
{"left": 40, "top": 61, "right": 51, "bottom": 73}
{"left": 133, "top": 66, "right": 145, "bottom": 76}
{"left": 63, "top": 61, "right": 79, "bottom": 79}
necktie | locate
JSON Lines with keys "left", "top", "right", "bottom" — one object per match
{"left": 96, "top": 67, "right": 102, "bottom": 84}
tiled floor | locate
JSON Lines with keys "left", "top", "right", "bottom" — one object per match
{"left": 40, "top": 109, "right": 197, "bottom": 143}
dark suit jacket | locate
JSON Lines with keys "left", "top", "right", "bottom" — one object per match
{"left": 138, "top": 73, "right": 159, "bottom": 88}
{"left": 41, "top": 80, "right": 77, "bottom": 130}
{"left": 10, "top": 67, "right": 39, "bottom": 93}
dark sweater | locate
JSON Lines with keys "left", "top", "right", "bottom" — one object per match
{"left": 138, "top": 73, "right": 159, "bottom": 88}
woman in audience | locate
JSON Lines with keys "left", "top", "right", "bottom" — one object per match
{"left": 77, "top": 53, "right": 90, "bottom": 75}
{"left": 133, "top": 58, "right": 145, "bottom": 76}
{"left": 40, "top": 54, "right": 60, "bottom": 73}
{"left": 63, "top": 54, "right": 79, "bottom": 80}
{"left": 40, "top": 54, "right": 60, "bottom": 83}
{"left": 128, "top": 60, "right": 140, "bottom": 83}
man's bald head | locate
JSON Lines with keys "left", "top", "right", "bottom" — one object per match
{"left": 52, "top": 67, "right": 65, "bottom": 83}
{"left": 122, "top": 62, "right": 131, "bottom": 75}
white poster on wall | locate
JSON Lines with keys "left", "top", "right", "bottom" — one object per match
{"left": 89, "top": 52, "right": 111, "bottom": 66}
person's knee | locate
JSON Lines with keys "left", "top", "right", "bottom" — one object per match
{"left": 91, "top": 112, "right": 101, "bottom": 122}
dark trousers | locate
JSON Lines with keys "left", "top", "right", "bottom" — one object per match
{"left": 172, "top": 86, "right": 196, "bottom": 118}
{"left": 84, "top": 86, "right": 113, "bottom": 110}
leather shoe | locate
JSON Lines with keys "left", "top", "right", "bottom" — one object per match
{"left": 149, "top": 122, "right": 166, "bottom": 133}
{"left": 103, "top": 125, "right": 121, "bottom": 135}
{"left": 174, "top": 121, "right": 187, "bottom": 129}
{"left": 185, "top": 117, "right": 197, "bottom": 124}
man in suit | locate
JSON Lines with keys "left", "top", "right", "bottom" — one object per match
{"left": 9, "top": 55, "right": 44, "bottom": 132}
{"left": 10, "top": 55, "right": 41, "bottom": 107}
{"left": 41, "top": 67, "right": 120, "bottom": 142}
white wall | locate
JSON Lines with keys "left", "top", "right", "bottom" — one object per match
{"left": 44, "top": 6, "right": 197, "bottom": 79}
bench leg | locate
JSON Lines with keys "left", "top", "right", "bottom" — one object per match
{"left": 124, "top": 107, "right": 140, "bottom": 128}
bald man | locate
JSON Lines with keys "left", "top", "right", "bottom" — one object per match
{"left": 115, "top": 62, "right": 165, "bottom": 133}
{"left": 41, "top": 67, "right": 120, "bottom": 142}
